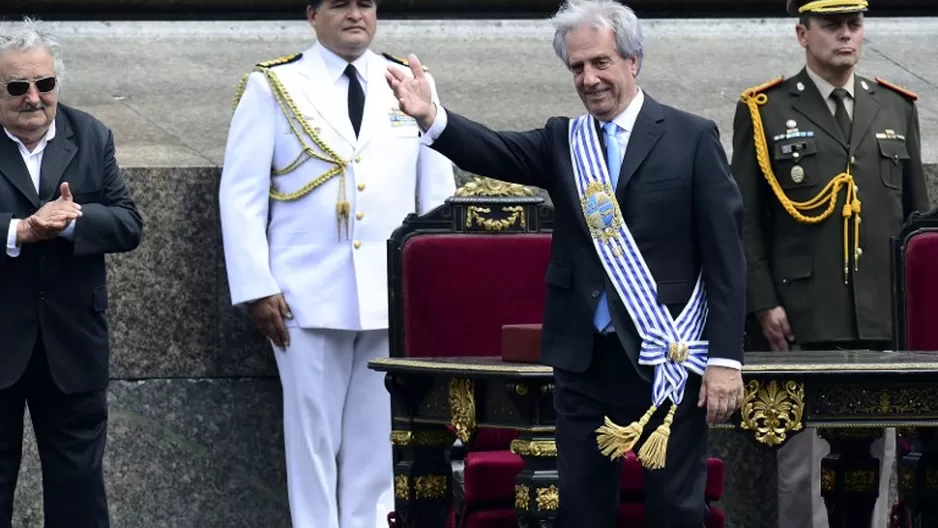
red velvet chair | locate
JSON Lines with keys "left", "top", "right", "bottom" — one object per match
{"left": 889, "top": 206, "right": 938, "bottom": 528}
{"left": 386, "top": 177, "right": 725, "bottom": 527}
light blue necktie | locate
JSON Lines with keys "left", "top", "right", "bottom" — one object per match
{"left": 592, "top": 122, "right": 621, "bottom": 332}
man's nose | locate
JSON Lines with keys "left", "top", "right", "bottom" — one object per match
{"left": 582, "top": 65, "right": 599, "bottom": 86}
{"left": 23, "top": 87, "right": 41, "bottom": 105}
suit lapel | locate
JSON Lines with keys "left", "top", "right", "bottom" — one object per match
{"left": 38, "top": 111, "right": 77, "bottom": 201}
{"left": 616, "top": 94, "right": 664, "bottom": 199}
{"left": 849, "top": 77, "right": 880, "bottom": 157}
{"left": 791, "top": 69, "right": 848, "bottom": 149}
{"left": 0, "top": 133, "right": 39, "bottom": 207}
{"left": 295, "top": 48, "right": 357, "bottom": 148}
{"left": 354, "top": 51, "right": 388, "bottom": 150}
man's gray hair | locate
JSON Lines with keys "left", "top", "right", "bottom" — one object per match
{"left": 551, "top": 0, "right": 645, "bottom": 75}
{"left": 0, "top": 17, "right": 65, "bottom": 88}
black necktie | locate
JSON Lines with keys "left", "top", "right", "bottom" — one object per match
{"left": 345, "top": 64, "right": 364, "bottom": 137}
{"left": 831, "top": 88, "right": 852, "bottom": 142}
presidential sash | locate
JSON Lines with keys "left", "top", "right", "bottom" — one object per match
{"left": 568, "top": 114, "right": 709, "bottom": 470}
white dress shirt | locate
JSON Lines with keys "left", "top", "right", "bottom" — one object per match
{"left": 421, "top": 89, "right": 742, "bottom": 371}
{"left": 805, "top": 66, "right": 855, "bottom": 119}
{"left": 4, "top": 119, "right": 76, "bottom": 258}
{"left": 316, "top": 41, "right": 368, "bottom": 108}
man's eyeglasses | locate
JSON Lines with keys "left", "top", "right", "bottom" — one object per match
{"left": 5, "top": 77, "right": 56, "bottom": 97}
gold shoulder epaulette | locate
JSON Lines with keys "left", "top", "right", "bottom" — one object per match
{"left": 382, "top": 52, "right": 429, "bottom": 72}
{"left": 257, "top": 53, "right": 303, "bottom": 69}
{"left": 740, "top": 75, "right": 785, "bottom": 98}
{"left": 231, "top": 53, "right": 302, "bottom": 111}
{"left": 875, "top": 77, "right": 919, "bottom": 101}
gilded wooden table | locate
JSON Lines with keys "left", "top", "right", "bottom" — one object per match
{"left": 370, "top": 350, "right": 938, "bottom": 528}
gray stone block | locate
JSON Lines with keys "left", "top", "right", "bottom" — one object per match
{"left": 13, "top": 378, "right": 288, "bottom": 528}
{"left": 106, "top": 167, "right": 220, "bottom": 379}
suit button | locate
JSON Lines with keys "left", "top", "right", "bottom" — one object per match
{"left": 358, "top": 183, "right": 365, "bottom": 191}
{"left": 353, "top": 240, "right": 361, "bottom": 249}
{"left": 850, "top": 156, "right": 857, "bottom": 165}
{"left": 354, "top": 155, "right": 361, "bottom": 163}
{"left": 356, "top": 211, "right": 364, "bottom": 220}
{"left": 591, "top": 290, "right": 600, "bottom": 298}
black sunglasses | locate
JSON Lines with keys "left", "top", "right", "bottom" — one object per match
{"left": 6, "top": 77, "right": 56, "bottom": 97}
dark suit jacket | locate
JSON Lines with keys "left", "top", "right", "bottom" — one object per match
{"left": 432, "top": 94, "right": 746, "bottom": 378}
{"left": 731, "top": 68, "right": 930, "bottom": 345}
{"left": 0, "top": 104, "right": 143, "bottom": 394}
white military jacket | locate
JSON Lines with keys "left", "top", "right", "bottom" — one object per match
{"left": 219, "top": 42, "right": 456, "bottom": 331}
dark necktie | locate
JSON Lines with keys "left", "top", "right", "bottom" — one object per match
{"left": 831, "top": 87, "right": 852, "bottom": 142}
{"left": 345, "top": 64, "right": 364, "bottom": 137}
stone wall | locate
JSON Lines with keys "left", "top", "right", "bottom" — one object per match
{"left": 12, "top": 163, "right": 938, "bottom": 527}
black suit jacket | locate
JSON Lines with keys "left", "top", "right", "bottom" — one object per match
{"left": 0, "top": 104, "right": 143, "bottom": 394}
{"left": 432, "top": 95, "right": 746, "bottom": 379}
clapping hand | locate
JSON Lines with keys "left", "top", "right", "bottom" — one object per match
{"left": 385, "top": 54, "right": 436, "bottom": 130}
{"left": 17, "top": 182, "right": 82, "bottom": 244}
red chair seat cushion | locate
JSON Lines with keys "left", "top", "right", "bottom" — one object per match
{"left": 903, "top": 232, "right": 938, "bottom": 350}
{"left": 463, "top": 450, "right": 525, "bottom": 504}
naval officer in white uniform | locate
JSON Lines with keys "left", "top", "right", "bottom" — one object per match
{"left": 218, "top": 1, "right": 456, "bottom": 526}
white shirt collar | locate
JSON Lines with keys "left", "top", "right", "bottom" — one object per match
{"left": 805, "top": 65, "right": 855, "bottom": 101}
{"left": 3, "top": 117, "right": 56, "bottom": 154}
{"left": 315, "top": 41, "right": 369, "bottom": 86}
{"left": 601, "top": 87, "right": 645, "bottom": 133}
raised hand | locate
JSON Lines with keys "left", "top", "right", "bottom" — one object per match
{"left": 384, "top": 53, "right": 436, "bottom": 130}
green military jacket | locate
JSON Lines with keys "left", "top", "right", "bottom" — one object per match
{"left": 731, "top": 67, "right": 930, "bottom": 345}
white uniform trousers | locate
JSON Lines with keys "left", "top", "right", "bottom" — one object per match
{"left": 777, "top": 427, "right": 896, "bottom": 528}
{"left": 273, "top": 327, "right": 395, "bottom": 528}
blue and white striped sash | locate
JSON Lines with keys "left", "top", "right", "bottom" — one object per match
{"left": 568, "top": 114, "right": 709, "bottom": 406}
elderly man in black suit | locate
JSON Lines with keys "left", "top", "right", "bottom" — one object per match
{"left": 386, "top": 0, "right": 746, "bottom": 525}
{"left": 0, "top": 17, "right": 142, "bottom": 528}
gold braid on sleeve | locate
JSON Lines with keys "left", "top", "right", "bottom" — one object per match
{"left": 231, "top": 60, "right": 351, "bottom": 241}
{"left": 739, "top": 77, "right": 861, "bottom": 283}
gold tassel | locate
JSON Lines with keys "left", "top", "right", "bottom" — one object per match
{"left": 336, "top": 199, "right": 350, "bottom": 241}
{"left": 595, "top": 405, "right": 657, "bottom": 460}
{"left": 637, "top": 403, "right": 678, "bottom": 470}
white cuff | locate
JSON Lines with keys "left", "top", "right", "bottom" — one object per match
{"left": 420, "top": 105, "right": 448, "bottom": 146}
{"left": 706, "top": 357, "right": 742, "bottom": 371}
{"left": 6, "top": 219, "right": 21, "bottom": 258}
{"left": 59, "top": 218, "right": 76, "bottom": 240}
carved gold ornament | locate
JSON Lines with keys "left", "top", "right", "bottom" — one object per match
{"left": 510, "top": 439, "right": 558, "bottom": 457}
{"left": 390, "top": 430, "right": 456, "bottom": 447}
{"left": 455, "top": 176, "right": 534, "bottom": 198}
{"left": 740, "top": 379, "right": 805, "bottom": 445}
{"left": 536, "top": 485, "right": 560, "bottom": 511}
{"left": 395, "top": 475, "right": 408, "bottom": 500}
{"left": 845, "top": 470, "right": 876, "bottom": 492}
{"left": 515, "top": 484, "right": 530, "bottom": 510}
{"left": 466, "top": 205, "right": 525, "bottom": 231}
{"left": 821, "top": 468, "right": 835, "bottom": 492}
{"left": 449, "top": 378, "right": 476, "bottom": 443}
{"left": 414, "top": 475, "right": 447, "bottom": 499}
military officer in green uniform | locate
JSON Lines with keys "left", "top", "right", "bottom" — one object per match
{"left": 731, "top": 0, "right": 930, "bottom": 526}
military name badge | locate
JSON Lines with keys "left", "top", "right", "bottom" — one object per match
{"left": 389, "top": 106, "right": 416, "bottom": 127}
{"left": 790, "top": 165, "right": 805, "bottom": 184}
{"left": 581, "top": 181, "right": 624, "bottom": 256}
